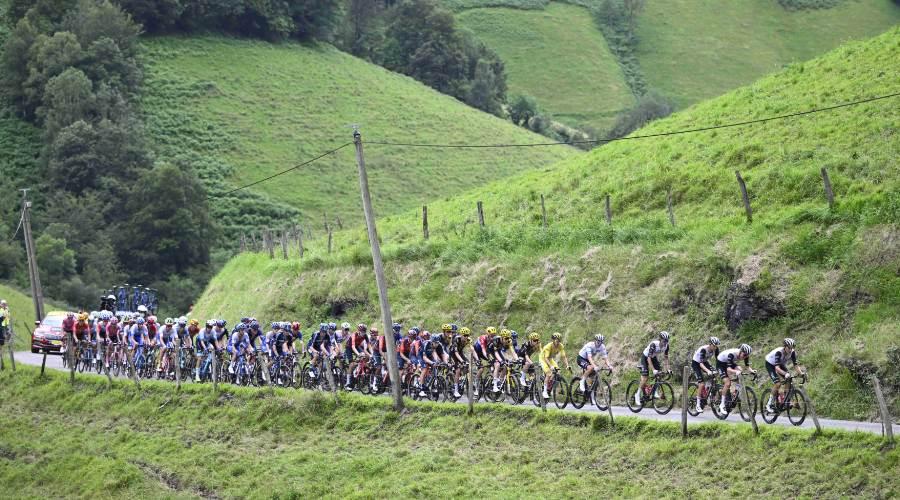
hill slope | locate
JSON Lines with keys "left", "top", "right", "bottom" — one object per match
{"left": 1, "top": 368, "right": 897, "bottom": 498}
{"left": 141, "top": 36, "right": 576, "bottom": 234}
{"left": 195, "top": 28, "right": 900, "bottom": 419}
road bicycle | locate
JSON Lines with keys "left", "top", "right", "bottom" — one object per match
{"left": 537, "top": 367, "right": 570, "bottom": 409}
{"left": 687, "top": 371, "right": 717, "bottom": 417}
{"left": 711, "top": 371, "right": 758, "bottom": 422}
{"left": 626, "top": 370, "right": 675, "bottom": 414}
{"left": 760, "top": 372, "right": 808, "bottom": 425}
{"left": 485, "top": 360, "right": 522, "bottom": 404}
{"left": 570, "top": 367, "right": 613, "bottom": 411}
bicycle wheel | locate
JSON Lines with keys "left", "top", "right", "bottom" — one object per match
{"left": 760, "top": 385, "right": 779, "bottom": 424}
{"left": 687, "top": 384, "right": 701, "bottom": 417}
{"left": 505, "top": 377, "right": 521, "bottom": 405}
{"left": 710, "top": 387, "right": 729, "bottom": 420}
{"left": 569, "top": 378, "right": 587, "bottom": 409}
{"left": 652, "top": 382, "right": 675, "bottom": 415}
{"left": 625, "top": 380, "right": 643, "bottom": 413}
{"left": 485, "top": 378, "right": 502, "bottom": 403}
{"left": 552, "top": 377, "right": 569, "bottom": 409}
{"left": 738, "top": 387, "right": 757, "bottom": 422}
{"left": 594, "top": 379, "right": 612, "bottom": 412}
{"left": 428, "top": 377, "right": 446, "bottom": 402}
{"left": 786, "top": 390, "right": 807, "bottom": 426}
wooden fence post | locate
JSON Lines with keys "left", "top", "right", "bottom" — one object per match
{"left": 67, "top": 331, "right": 75, "bottom": 385}
{"left": 820, "top": 168, "right": 835, "bottom": 209}
{"left": 796, "top": 387, "right": 821, "bottom": 435}
{"left": 6, "top": 326, "right": 15, "bottom": 371}
{"left": 737, "top": 373, "right": 758, "bottom": 435}
{"left": 422, "top": 205, "right": 429, "bottom": 240}
{"left": 681, "top": 365, "right": 690, "bottom": 438}
{"left": 735, "top": 171, "right": 753, "bottom": 223}
{"left": 239, "top": 234, "right": 246, "bottom": 253}
{"left": 125, "top": 346, "right": 141, "bottom": 389}
{"left": 322, "top": 355, "right": 339, "bottom": 405}
{"left": 280, "top": 230, "right": 288, "bottom": 259}
{"left": 667, "top": 188, "right": 676, "bottom": 227}
{"left": 605, "top": 194, "right": 612, "bottom": 225}
{"left": 259, "top": 352, "right": 272, "bottom": 389}
{"left": 211, "top": 351, "right": 219, "bottom": 394}
{"left": 477, "top": 201, "right": 485, "bottom": 227}
{"left": 327, "top": 227, "right": 333, "bottom": 254}
{"left": 541, "top": 194, "right": 547, "bottom": 229}
{"left": 101, "top": 341, "right": 112, "bottom": 385}
{"left": 40, "top": 351, "right": 47, "bottom": 377}
{"left": 536, "top": 355, "right": 547, "bottom": 412}
{"left": 266, "top": 229, "right": 275, "bottom": 259}
{"left": 873, "top": 376, "right": 894, "bottom": 443}
{"left": 295, "top": 225, "right": 304, "bottom": 259}
{"left": 175, "top": 335, "right": 182, "bottom": 392}
{"left": 467, "top": 347, "right": 475, "bottom": 416}
{"left": 335, "top": 216, "right": 343, "bottom": 230}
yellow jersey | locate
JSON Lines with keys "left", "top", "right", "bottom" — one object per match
{"left": 541, "top": 341, "right": 564, "bottom": 362}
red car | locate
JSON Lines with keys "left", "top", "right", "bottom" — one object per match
{"left": 31, "top": 311, "right": 69, "bottom": 354}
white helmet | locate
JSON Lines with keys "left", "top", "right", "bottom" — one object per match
{"left": 137, "top": 305, "right": 149, "bottom": 314}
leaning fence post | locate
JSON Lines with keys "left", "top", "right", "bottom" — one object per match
{"left": 737, "top": 373, "right": 758, "bottom": 435}
{"left": 820, "top": 168, "right": 835, "bottom": 209}
{"left": 467, "top": 347, "right": 475, "bottom": 416}
{"left": 322, "top": 355, "right": 339, "bottom": 405}
{"left": 872, "top": 376, "right": 894, "bottom": 443}
{"left": 605, "top": 194, "right": 612, "bottom": 225}
{"left": 295, "top": 225, "right": 304, "bottom": 259}
{"left": 735, "top": 171, "right": 753, "bottom": 223}
{"left": 125, "top": 346, "right": 141, "bottom": 389}
{"left": 477, "top": 201, "right": 485, "bottom": 227}
{"left": 540, "top": 194, "right": 548, "bottom": 229}
{"left": 796, "top": 386, "right": 821, "bottom": 435}
{"left": 423, "top": 205, "right": 429, "bottom": 240}
{"left": 667, "top": 188, "right": 676, "bottom": 227}
{"left": 681, "top": 365, "right": 690, "bottom": 438}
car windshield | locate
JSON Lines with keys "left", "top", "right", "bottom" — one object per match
{"left": 41, "top": 316, "right": 65, "bottom": 328}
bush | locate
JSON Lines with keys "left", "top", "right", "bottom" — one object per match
{"left": 605, "top": 92, "right": 672, "bottom": 139}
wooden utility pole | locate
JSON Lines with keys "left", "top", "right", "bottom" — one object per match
{"left": 820, "top": 168, "right": 835, "bottom": 209}
{"left": 422, "top": 205, "right": 429, "bottom": 240}
{"left": 605, "top": 194, "right": 612, "bottom": 225}
{"left": 353, "top": 129, "right": 404, "bottom": 412}
{"left": 540, "top": 194, "right": 547, "bottom": 229}
{"left": 20, "top": 190, "right": 45, "bottom": 322}
{"left": 477, "top": 201, "right": 485, "bottom": 227}
{"left": 666, "top": 188, "right": 676, "bottom": 227}
{"left": 735, "top": 171, "right": 753, "bottom": 223}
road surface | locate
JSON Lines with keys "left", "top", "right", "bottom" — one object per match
{"left": 13, "top": 351, "right": 898, "bottom": 436}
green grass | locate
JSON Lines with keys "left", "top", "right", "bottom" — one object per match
{"left": 2, "top": 366, "right": 897, "bottom": 498}
{"left": 195, "top": 29, "right": 900, "bottom": 419}
{"left": 140, "top": 36, "right": 575, "bottom": 235}
{"left": 457, "top": 3, "right": 634, "bottom": 131}
{"left": 636, "top": 0, "right": 900, "bottom": 108}
{"left": 0, "top": 283, "right": 68, "bottom": 351}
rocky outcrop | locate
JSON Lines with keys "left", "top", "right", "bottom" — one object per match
{"left": 723, "top": 255, "right": 786, "bottom": 332}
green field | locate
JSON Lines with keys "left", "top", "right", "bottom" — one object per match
{"left": 195, "top": 29, "right": 900, "bottom": 419}
{"left": 141, "top": 37, "right": 576, "bottom": 233}
{"left": 0, "top": 283, "right": 67, "bottom": 351}
{"left": 636, "top": 0, "right": 900, "bottom": 108}
{"left": 457, "top": 3, "right": 634, "bottom": 130}
{"left": 1, "top": 366, "right": 897, "bottom": 498}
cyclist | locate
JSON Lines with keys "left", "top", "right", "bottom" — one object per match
{"left": 211, "top": 320, "right": 229, "bottom": 352}
{"left": 516, "top": 332, "right": 541, "bottom": 386}
{"left": 246, "top": 320, "right": 264, "bottom": 353}
{"left": 307, "top": 324, "right": 329, "bottom": 376}
{"left": 417, "top": 331, "right": 436, "bottom": 397}
{"left": 691, "top": 336, "right": 720, "bottom": 413}
{"left": 473, "top": 327, "right": 497, "bottom": 397}
{"left": 449, "top": 327, "right": 470, "bottom": 398}
{"left": 577, "top": 334, "right": 613, "bottom": 393}
{"left": 489, "top": 329, "right": 518, "bottom": 393}
{"left": 289, "top": 322, "right": 303, "bottom": 356}
{"left": 392, "top": 322, "right": 403, "bottom": 345}
{"left": 540, "top": 332, "right": 571, "bottom": 399}
{"left": 764, "top": 338, "right": 804, "bottom": 413}
{"left": 129, "top": 317, "right": 149, "bottom": 372}
{"left": 157, "top": 318, "right": 177, "bottom": 374}
{"left": 635, "top": 331, "right": 671, "bottom": 407}
{"left": 193, "top": 320, "right": 214, "bottom": 381}
{"left": 397, "top": 328, "right": 414, "bottom": 372}
{"left": 227, "top": 323, "right": 249, "bottom": 375}
{"left": 716, "top": 343, "right": 755, "bottom": 414}
{"left": 95, "top": 312, "right": 114, "bottom": 368}
{"left": 74, "top": 312, "right": 91, "bottom": 345}
{"left": 345, "top": 324, "right": 369, "bottom": 389}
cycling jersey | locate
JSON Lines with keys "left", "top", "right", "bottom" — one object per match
{"left": 95, "top": 321, "right": 110, "bottom": 339}
{"left": 194, "top": 330, "right": 210, "bottom": 351}
{"left": 692, "top": 345, "right": 718, "bottom": 364}
{"left": 421, "top": 339, "right": 435, "bottom": 361}
{"left": 764, "top": 348, "right": 796, "bottom": 367}
{"left": 716, "top": 348, "right": 749, "bottom": 370}
{"left": 516, "top": 341, "right": 538, "bottom": 359}
{"left": 450, "top": 335, "right": 468, "bottom": 358}
{"left": 642, "top": 340, "right": 669, "bottom": 358}
{"left": 579, "top": 341, "right": 608, "bottom": 360}
{"left": 130, "top": 325, "right": 147, "bottom": 346}
{"left": 541, "top": 341, "right": 564, "bottom": 361}
{"left": 74, "top": 320, "right": 91, "bottom": 341}
{"left": 159, "top": 326, "right": 176, "bottom": 347}
{"left": 106, "top": 323, "right": 120, "bottom": 342}
{"left": 350, "top": 332, "right": 367, "bottom": 353}
{"left": 398, "top": 337, "right": 412, "bottom": 357}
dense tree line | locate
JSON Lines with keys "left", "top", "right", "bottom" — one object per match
{"left": 1, "top": 0, "right": 212, "bottom": 313}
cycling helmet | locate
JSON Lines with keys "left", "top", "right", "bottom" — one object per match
{"left": 441, "top": 323, "right": 452, "bottom": 333}
{"left": 370, "top": 326, "right": 379, "bottom": 334}
{"left": 412, "top": 326, "right": 421, "bottom": 334}
{"left": 486, "top": 327, "right": 497, "bottom": 335}
{"left": 241, "top": 317, "right": 250, "bottom": 323}
{"left": 551, "top": 332, "right": 562, "bottom": 341}
{"left": 77, "top": 312, "right": 88, "bottom": 321}
{"left": 67, "top": 311, "right": 75, "bottom": 318}
{"left": 528, "top": 332, "right": 540, "bottom": 342}
{"left": 189, "top": 319, "right": 200, "bottom": 327}
{"left": 319, "top": 322, "right": 327, "bottom": 331}
{"left": 407, "top": 329, "right": 417, "bottom": 337}
{"left": 421, "top": 331, "right": 431, "bottom": 340}
{"left": 270, "top": 322, "right": 279, "bottom": 330}
{"left": 500, "top": 328, "right": 510, "bottom": 337}
{"left": 393, "top": 322, "right": 402, "bottom": 331}
{"left": 451, "top": 323, "right": 458, "bottom": 333}
{"left": 594, "top": 334, "right": 605, "bottom": 344}
{"left": 357, "top": 323, "right": 367, "bottom": 332}
{"left": 293, "top": 322, "right": 302, "bottom": 331}
{"left": 110, "top": 318, "right": 118, "bottom": 325}
{"left": 783, "top": 338, "right": 796, "bottom": 348}
{"left": 740, "top": 343, "right": 752, "bottom": 355}
{"left": 659, "top": 331, "right": 670, "bottom": 341}
{"left": 177, "top": 317, "right": 187, "bottom": 326}
{"left": 147, "top": 316, "right": 157, "bottom": 325}
{"left": 460, "top": 327, "right": 471, "bottom": 336}
{"left": 709, "top": 336, "right": 720, "bottom": 346}
{"left": 215, "top": 319, "right": 226, "bottom": 328}
{"left": 236, "top": 323, "right": 247, "bottom": 331}
{"left": 341, "top": 322, "right": 351, "bottom": 330}
{"left": 328, "top": 322, "right": 337, "bottom": 330}
{"left": 205, "top": 320, "right": 215, "bottom": 328}
{"left": 136, "top": 317, "right": 145, "bottom": 325}
{"left": 100, "top": 311, "right": 111, "bottom": 321}
{"left": 137, "top": 305, "right": 148, "bottom": 314}
{"left": 249, "top": 320, "right": 259, "bottom": 329}
{"left": 107, "top": 294, "right": 115, "bottom": 300}
{"left": 510, "top": 330, "right": 518, "bottom": 339}
{"left": 164, "top": 318, "right": 174, "bottom": 325}
{"left": 499, "top": 329, "right": 512, "bottom": 340}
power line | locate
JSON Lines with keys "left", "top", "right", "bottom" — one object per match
{"left": 366, "top": 91, "right": 900, "bottom": 148}
{"left": 217, "top": 142, "right": 353, "bottom": 197}
{"left": 4, "top": 208, "right": 25, "bottom": 244}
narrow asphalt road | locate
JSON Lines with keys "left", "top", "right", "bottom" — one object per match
{"left": 13, "top": 351, "right": 898, "bottom": 436}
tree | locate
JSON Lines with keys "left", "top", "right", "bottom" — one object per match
{"left": 35, "top": 233, "right": 76, "bottom": 296}
{"left": 466, "top": 59, "right": 503, "bottom": 115}
{"left": 40, "top": 67, "right": 94, "bottom": 139}
{"left": 509, "top": 94, "right": 538, "bottom": 126}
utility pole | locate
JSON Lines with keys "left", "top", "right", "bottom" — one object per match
{"left": 20, "top": 190, "right": 45, "bottom": 322}
{"left": 353, "top": 128, "right": 404, "bottom": 412}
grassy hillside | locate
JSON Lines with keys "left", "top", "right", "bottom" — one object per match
{"left": 1, "top": 367, "right": 897, "bottom": 498}
{"left": 0, "top": 283, "right": 68, "bottom": 351}
{"left": 636, "top": 0, "right": 900, "bottom": 108}
{"left": 195, "top": 29, "right": 900, "bottom": 419}
{"left": 141, "top": 36, "right": 575, "bottom": 234}
{"left": 457, "top": 3, "right": 634, "bottom": 130}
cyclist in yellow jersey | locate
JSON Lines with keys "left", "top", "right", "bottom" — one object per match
{"left": 540, "top": 332, "right": 571, "bottom": 399}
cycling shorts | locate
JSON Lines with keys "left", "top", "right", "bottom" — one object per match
{"left": 540, "top": 358, "right": 558, "bottom": 375}
{"left": 577, "top": 355, "right": 591, "bottom": 371}
{"left": 473, "top": 343, "right": 489, "bottom": 361}
{"left": 765, "top": 361, "right": 786, "bottom": 383}
{"left": 716, "top": 360, "right": 735, "bottom": 379}
{"left": 343, "top": 345, "right": 354, "bottom": 364}
{"left": 639, "top": 355, "right": 660, "bottom": 376}
{"left": 397, "top": 357, "right": 407, "bottom": 370}
{"left": 691, "top": 360, "right": 712, "bottom": 381}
